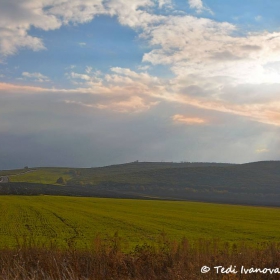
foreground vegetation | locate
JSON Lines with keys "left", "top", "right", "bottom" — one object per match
{"left": 0, "top": 196, "right": 280, "bottom": 248}
{"left": 1, "top": 236, "right": 279, "bottom": 279}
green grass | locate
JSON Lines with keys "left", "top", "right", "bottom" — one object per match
{"left": 0, "top": 196, "right": 279, "bottom": 248}
{"left": 9, "top": 168, "right": 72, "bottom": 184}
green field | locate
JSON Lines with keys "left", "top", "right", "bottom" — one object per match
{"left": 0, "top": 195, "right": 279, "bottom": 248}
{"left": 8, "top": 168, "right": 72, "bottom": 185}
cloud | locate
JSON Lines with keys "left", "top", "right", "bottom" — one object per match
{"left": 142, "top": 15, "right": 236, "bottom": 67}
{"left": 1, "top": 1, "right": 280, "bottom": 168}
{"left": 0, "top": 0, "right": 162, "bottom": 57}
{"left": 172, "top": 114, "right": 207, "bottom": 125}
{"left": 2, "top": 63, "right": 280, "bottom": 126}
{"left": 95, "top": 96, "right": 159, "bottom": 113}
{"left": 0, "top": 0, "right": 105, "bottom": 56}
{"left": 188, "top": 0, "right": 213, "bottom": 14}
{"left": 85, "top": 66, "right": 92, "bottom": 74}
{"left": 0, "top": 27, "right": 45, "bottom": 56}
{"left": 2, "top": 65, "right": 164, "bottom": 114}
{"left": 138, "top": 14, "right": 280, "bottom": 86}
{"left": 104, "top": 0, "right": 162, "bottom": 29}
{"left": 102, "top": 68, "right": 280, "bottom": 126}
{"left": 158, "top": 0, "right": 173, "bottom": 9}
{"left": 1, "top": 80, "right": 280, "bottom": 169}
{"left": 0, "top": 0, "right": 60, "bottom": 56}
{"left": 78, "top": 42, "right": 86, "bottom": 47}
{"left": 22, "top": 72, "right": 50, "bottom": 82}
{"left": 0, "top": 0, "right": 278, "bottom": 90}
{"left": 240, "top": 45, "right": 262, "bottom": 51}
{"left": 210, "top": 51, "right": 242, "bottom": 61}
{"left": 1, "top": 2, "right": 280, "bottom": 127}
{"left": 0, "top": 82, "right": 46, "bottom": 93}
{"left": 64, "top": 100, "right": 95, "bottom": 108}
{"left": 58, "top": 67, "right": 162, "bottom": 112}
{"left": 64, "top": 97, "right": 157, "bottom": 114}
{"left": 188, "top": 0, "right": 203, "bottom": 11}
{"left": 69, "top": 72, "right": 91, "bottom": 81}
{"left": 255, "top": 148, "right": 269, "bottom": 153}
{"left": 162, "top": 87, "right": 280, "bottom": 126}
{"left": 67, "top": 71, "right": 103, "bottom": 87}
{"left": 66, "top": 93, "right": 159, "bottom": 114}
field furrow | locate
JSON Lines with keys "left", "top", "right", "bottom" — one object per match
{"left": 0, "top": 195, "right": 279, "bottom": 248}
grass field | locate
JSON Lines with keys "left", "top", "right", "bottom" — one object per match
{"left": 0, "top": 195, "right": 279, "bottom": 248}
{"left": 9, "top": 168, "right": 71, "bottom": 184}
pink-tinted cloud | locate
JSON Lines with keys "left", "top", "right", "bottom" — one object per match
{"left": 0, "top": 82, "right": 46, "bottom": 93}
{"left": 172, "top": 114, "right": 207, "bottom": 125}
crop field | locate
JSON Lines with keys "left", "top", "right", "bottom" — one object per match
{"left": 0, "top": 196, "right": 279, "bottom": 248}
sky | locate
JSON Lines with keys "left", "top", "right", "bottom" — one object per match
{"left": 0, "top": 0, "right": 280, "bottom": 169}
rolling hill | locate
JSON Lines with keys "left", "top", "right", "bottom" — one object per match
{"left": 1, "top": 161, "right": 280, "bottom": 206}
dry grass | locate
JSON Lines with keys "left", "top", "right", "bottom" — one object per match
{"left": 0, "top": 234, "right": 279, "bottom": 279}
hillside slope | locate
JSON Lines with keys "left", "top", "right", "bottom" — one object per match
{"left": 1, "top": 161, "right": 280, "bottom": 206}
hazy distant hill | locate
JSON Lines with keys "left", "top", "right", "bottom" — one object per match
{"left": 1, "top": 161, "right": 280, "bottom": 206}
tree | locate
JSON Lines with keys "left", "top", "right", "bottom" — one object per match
{"left": 56, "top": 177, "right": 65, "bottom": 184}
